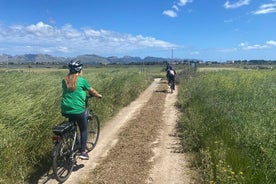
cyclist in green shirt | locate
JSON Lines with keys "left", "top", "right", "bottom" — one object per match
{"left": 61, "top": 60, "right": 102, "bottom": 160}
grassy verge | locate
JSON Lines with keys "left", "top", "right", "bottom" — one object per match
{"left": 0, "top": 65, "right": 163, "bottom": 183}
{"left": 177, "top": 69, "right": 276, "bottom": 183}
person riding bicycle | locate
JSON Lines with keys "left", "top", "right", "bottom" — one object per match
{"left": 61, "top": 60, "right": 102, "bottom": 160}
{"left": 166, "top": 66, "right": 176, "bottom": 90}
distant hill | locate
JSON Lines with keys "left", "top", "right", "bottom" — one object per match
{"left": 0, "top": 53, "right": 172, "bottom": 65}
{"left": 1, "top": 54, "right": 275, "bottom": 66}
{"left": 75, "top": 54, "right": 110, "bottom": 64}
{"left": 0, "top": 54, "right": 67, "bottom": 64}
{"left": 107, "top": 56, "right": 142, "bottom": 64}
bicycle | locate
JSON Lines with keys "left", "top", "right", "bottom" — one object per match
{"left": 51, "top": 95, "right": 100, "bottom": 183}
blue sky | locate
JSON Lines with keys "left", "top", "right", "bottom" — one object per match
{"left": 0, "top": 0, "right": 276, "bottom": 61}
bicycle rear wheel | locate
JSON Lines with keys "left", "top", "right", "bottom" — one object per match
{"left": 169, "top": 83, "right": 173, "bottom": 93}
{"left": 86, "top": 112, "right": 100, "bottom": 152}
{"left": 52, "top": 134, "right": 75, "bottom": 183}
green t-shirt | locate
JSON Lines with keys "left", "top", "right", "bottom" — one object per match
{"left": 61, "top": 76, "right": 91, "bottom": 114}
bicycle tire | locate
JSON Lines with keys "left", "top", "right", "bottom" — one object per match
{"left": 86, "top": 112, "right": 100, "bottom": 152}
{"left": 52, "top": 134, "right": 75, "bottom": 183}
{"left": 169, "top": 82, "right": 174, "bottom": 93}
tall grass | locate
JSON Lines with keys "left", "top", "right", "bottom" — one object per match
{"left": 0, "top": 66, "right": 161, "bottom": 183}
{"left": 177, "top": 69, "right": 276, "bottom": 183}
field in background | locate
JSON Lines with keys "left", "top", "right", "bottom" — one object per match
{"left": 0, "top": 65, "right": 164, "bottom": 183}
{"left": 177, "top": 68, "right": 276, "bottom": 184}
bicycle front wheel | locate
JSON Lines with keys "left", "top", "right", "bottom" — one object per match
{"left": 52, "top": 135, "right": 75, "bottom": 183}
{"left": 86, "top": 112, "right": 100, "bottom": 152}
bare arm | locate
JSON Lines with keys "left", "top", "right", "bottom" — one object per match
{"left": 88, "top": 87, "right": 102, "bottom": 98}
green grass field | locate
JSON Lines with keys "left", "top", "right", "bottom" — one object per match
{"left": 0, "top": 65, "right": 164, "bottom": 183}
{"left": 1, "top": 64, "right": 275, "bottom": 184}
{"left": 177, "top": 69, "right": 276, "bottom": 184}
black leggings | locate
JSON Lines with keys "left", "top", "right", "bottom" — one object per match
{"left": 63, "top": 111, "right": 88, "bottom": 152}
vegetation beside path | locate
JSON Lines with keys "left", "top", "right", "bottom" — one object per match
{"left": 0, "top": 66, "right": 162, "bottom": 183}
{"left": 177, "top": 69, "right": 276, "bottom": 184}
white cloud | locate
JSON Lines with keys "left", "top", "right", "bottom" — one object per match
{"left": 239, "top": 40, "right": 276, "bottom": 50}
{"left": 253, "top": 2, "right": 276, "bottom": 15}
{"left": 267, "top": 40, "right": 276, "bottom": 46}
{"left": 25, "top": 21, "right": 55, "bottom": 36}
{"left": 224, "top": 0, "right": 251, "bottom": 9}
{"left": 162, "top": 10, "right": 177, "bottom": 17}
{"left": 163, "top": 0, "right": 193, "bottom": 18}
{"left": 0, "top": 22, "right": 177, "bottom": 56}
{"left": 172, "top": 5, "right": 179, "bottom": 11}
{"left": 178, "top": 0, "right": 193, "bottom": 7}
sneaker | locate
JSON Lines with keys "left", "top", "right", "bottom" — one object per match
{"left": 79, "top": 152, "right": 89, "bottom": 160}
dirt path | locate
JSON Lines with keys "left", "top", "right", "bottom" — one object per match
{"left": 147, "top": 82, "right": 194, "bottom": 184}
{"left": 39, "top": 78, "right": 194, "bottom": 184}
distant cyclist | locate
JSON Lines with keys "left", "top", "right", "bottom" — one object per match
{"left": 61, "top": 60, "right": 102, "bottom": 160}
{"left": 166, "top": 66, "right": 176, "bottom": 90}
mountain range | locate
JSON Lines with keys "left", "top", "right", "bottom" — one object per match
{"left": 0, "top": 54, "right": 174, "bottom": 65}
